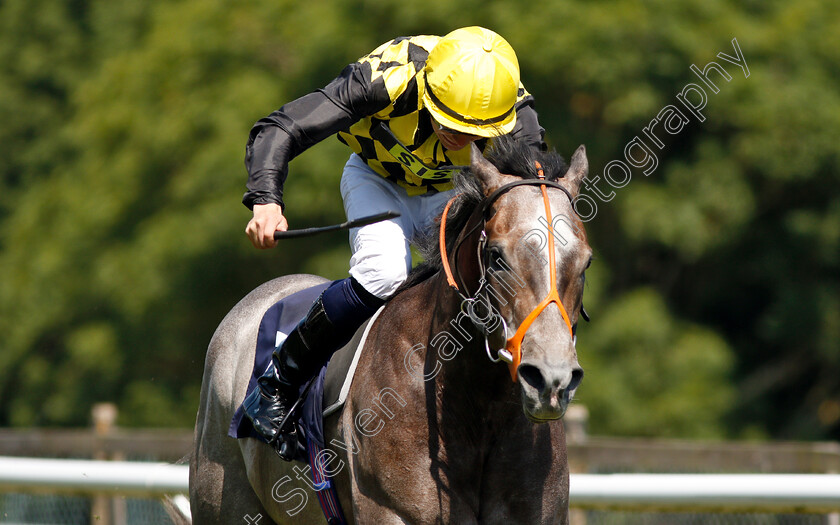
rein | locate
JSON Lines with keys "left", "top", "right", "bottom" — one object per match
{"left": 439, "top": 163, "right": 577, "bottom": 381}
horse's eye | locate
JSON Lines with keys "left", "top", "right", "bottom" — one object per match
{"left": 487, "top": 246, "right": 506, "bottom": 270}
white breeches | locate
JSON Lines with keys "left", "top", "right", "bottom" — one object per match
{"left": 340, "top": 154, "right": 455, "bottom": 299}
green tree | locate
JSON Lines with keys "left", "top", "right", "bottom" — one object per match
{"left": 0, "top": 0, "right": 837, "bottom": 441}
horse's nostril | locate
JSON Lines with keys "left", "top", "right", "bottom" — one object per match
{"left": 518, "top": 364, "right": 545, "bottom": 393}
{"left": 568, "top": 368, "right": 584, "bottom": 392}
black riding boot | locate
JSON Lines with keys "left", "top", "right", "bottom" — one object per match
{"left": 242, "top": 293, "right": 339, "bottom": 456}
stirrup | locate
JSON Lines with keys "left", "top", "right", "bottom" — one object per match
{"left": 270, "top": 424, "right": 300, "bottom": 461}
{"left": 268, "top": 375, "right": 319, "bottom": 461}
{"left": 268, "top": 401, "right": 301, "bottom": 461}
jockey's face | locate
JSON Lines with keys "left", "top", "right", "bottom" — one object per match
{"left": 431, "top": 118, "right": 481, "bottom": 151}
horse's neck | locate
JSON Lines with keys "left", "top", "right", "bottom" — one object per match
{"left": 381, "top": 273, "right": 520, "bottom": 470}
{"left": 421, "top": 274, "right": 519, "bottom": 414}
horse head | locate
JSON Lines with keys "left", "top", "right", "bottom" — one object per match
{"left": 463, "top": 139, "right": 591, "bottom": 423}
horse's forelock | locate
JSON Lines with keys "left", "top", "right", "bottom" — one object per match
{"left": 485, "top": 135, "right": 569, "bottom": 183}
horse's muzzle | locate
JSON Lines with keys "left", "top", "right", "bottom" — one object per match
{"left": 517, "top": 362, "right": 584, "bottom": 421}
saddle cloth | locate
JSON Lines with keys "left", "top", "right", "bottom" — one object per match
{"left": 228, "top": 282, "right": 379, "bottom": 456}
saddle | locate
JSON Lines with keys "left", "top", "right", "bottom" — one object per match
{"left": 228, "top": 283, "right": 380, "bottom": 459}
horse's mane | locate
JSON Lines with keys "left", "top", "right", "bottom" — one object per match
{"left": 393, "top": 135, "right": 569, "bottom": 295}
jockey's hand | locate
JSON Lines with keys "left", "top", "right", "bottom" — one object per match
{"left": 246, "top": 203, "right": 288, "bottom": 249}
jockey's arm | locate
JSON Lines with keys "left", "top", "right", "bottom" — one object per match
{"left": 242, "top": 61, "right": 391, "bottom": 230}
{"left": 509, "top": 86, "right": 547, "bottom": 151}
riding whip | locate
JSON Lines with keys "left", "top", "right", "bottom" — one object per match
{"left": 273, "top": 211, "right": 401, "bottom": 240}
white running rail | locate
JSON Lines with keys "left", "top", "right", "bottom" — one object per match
{"left": 3, "top": 457, "right": 840, "bottom": 514}
{"left": 0, "top": 456, "right": 188, "bottom": 496}
{"left": 571, "top": 473, "right": 840, "bottom": 514}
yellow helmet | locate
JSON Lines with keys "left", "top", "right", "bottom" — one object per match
{"left": 422, "top": 26, "right": 520, "bottom": 137}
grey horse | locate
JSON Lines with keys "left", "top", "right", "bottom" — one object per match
{"left": 189, "top": 139, "right": 591, "bottom": 524}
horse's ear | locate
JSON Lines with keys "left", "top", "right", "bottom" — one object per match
{"left": 563, "top": 145, "right": 589, "bottom": 198}
{"left": 470, "top": 143, "right": 503, "bottom": 193}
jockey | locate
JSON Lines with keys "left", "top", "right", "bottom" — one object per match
{"left": 241, "top": 26, "right": 546, "bottom": 456}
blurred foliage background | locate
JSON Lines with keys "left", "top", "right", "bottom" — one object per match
{"left": 0, "top": 0, "right": 838, "bottom": 441}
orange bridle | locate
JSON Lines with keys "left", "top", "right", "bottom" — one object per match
{"left": 440, "top": 162, "right": 576, "bottom": 381}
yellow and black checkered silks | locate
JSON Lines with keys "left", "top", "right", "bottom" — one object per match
{"left": 244, "top": 35, "right": 545, "bottom": 209}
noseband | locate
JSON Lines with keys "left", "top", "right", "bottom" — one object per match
{"left": 440, "top": 162, "right": 582, "bottom": 381}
